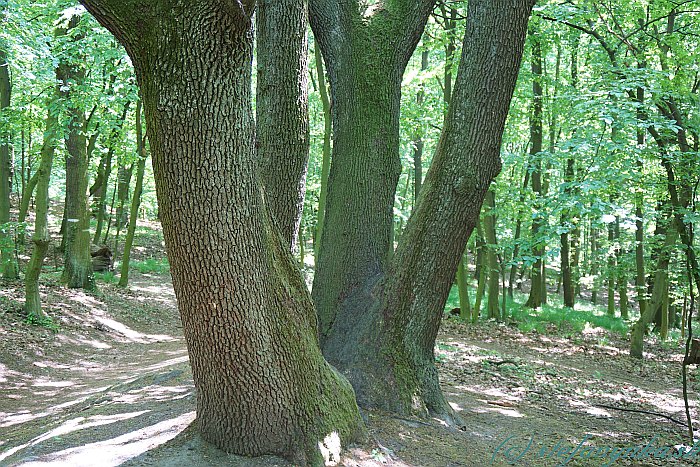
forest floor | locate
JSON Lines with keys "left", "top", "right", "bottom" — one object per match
{"left": 1, "top": 229, "right": 699, "bottom": 466}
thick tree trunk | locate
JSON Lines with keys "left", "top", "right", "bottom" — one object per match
{"left": 80, "top": 1, "right": 364, "bottom": 462}
{"left": 118, "top": 101, "right": 146, "bottom": 287}
{"left": 561, "top": 155, "right": 575, "bottom": 308}
{"left": 58, "top": 15, "right": 94, "bottom": 290}
{"left": 317, "top": 0, "right": 533, "bottom": 421}
{"left": 309, "top": 0, "right": 435, "bottom": 345}
{"left": 0, "top": 37, "right": 17, "bottom": 279}
{"left": 256, "top": 0, "right": 309, "bottom": 249}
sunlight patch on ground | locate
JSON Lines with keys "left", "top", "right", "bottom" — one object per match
{"left": 5, "top": 411, "right": 195, "bottom": 466}
{"left": 93, "top": 316, "right": 176, "bottom": 343}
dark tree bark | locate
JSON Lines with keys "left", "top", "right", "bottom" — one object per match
{"left": 0, "top": 29, "right": 17, "bottom": 279}
{"left": 256, "top": 0, "right": 309, "bottom": 249}
{"left": 79, "top": 1, "right": 364, "bottom": 462}
{"left": 309, "top": 0, "right": 435, "bottom": 344}
{"left": 318, "top": 0, "right": 534, "bottom": 421}
{"left": 58, "top": 15, "right": 94, "bottom": 290}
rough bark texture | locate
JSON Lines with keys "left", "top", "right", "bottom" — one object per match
{"left": 256, "top": 0, "right": 309, "bottom": 249}
{"left": 309, "top": 0, "right": 435, "bottom": 345}
{"left": 317, "top": 0, "right": 533, "bottom": 420}
{"left": 80, "top": 1, "right": 364, "bottom": 462}
{"left": 0, "top": 35, "right": 17, "bottom": 279}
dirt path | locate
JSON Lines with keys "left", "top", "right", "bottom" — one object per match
{"left": 2, "top": 275, "right": 699, "bottom": 466}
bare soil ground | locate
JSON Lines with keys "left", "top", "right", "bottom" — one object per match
{"left": 1, "top": 263, "right": 699, "bottom": 466}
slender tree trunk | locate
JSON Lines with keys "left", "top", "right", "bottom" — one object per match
{"left": 0, "top": 34, "right": 17, "bottom": 279}
{"left": 607, "top": 208, "right": 616, "bottom": 316}
{"left": 561, "top": 155, "right": 575, "bottom": 308}
{"left": 58, "top": 15, "right": 94, "bottom": 290}
{"left": 256, "top": 0, "right": 309, "bottom": 248}
{"left": 473, "top": 224, "right": 487, "bottom": 321}
{"left": 118, "top": 101, "right": 146, "bottom": 287}
{"left": 93, "top": 101, "right": 130, "bottom": 244}
{"left": 456, "top": 248, "right": 471, "bottom": 319}
{"left": 525, "top": 32, "right": 546, "bottom": 309}
{"left": 483, "top": 190, "right": 499, "bottom": 320}
{"left": 17, "top": 170, "right": 39, "bottom": 247}
{"left": 615, "top": 214, "right": 629, "bottom": 319}
{"left": 316, "top": 0, "right": 533, "bottom": 421}
{"left": 590, "top": 225, "right": 599, "bottom": 304}
{"left": 25, "top": 99, "right": 59, "bottom": 316}
{"left": 112, "top": 162, "right": 133, "bottom": 249}
{"left": 508, "top": 164, "right": 530, "bottom": 297}
{"left": 413, "top": 49, "right": 428, "bottom": 200}
{"left": 630, "top": 217, "right": 679, "bottom": 358}
{"left": 313, "top": 44, "right": 331, "bottom": 262}
{"left": 81, "top": 1, "right": 364, "bottom": 462}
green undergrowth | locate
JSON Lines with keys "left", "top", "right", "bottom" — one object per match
{"left": 444, "top": 283, "right": 629, "bottom": 337}
{"left": 131, "top": 257, "right": 170, "bottom": 274}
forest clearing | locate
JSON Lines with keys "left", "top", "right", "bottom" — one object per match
{"left": 1, "top": 0, "right": 700, "bottom": 465}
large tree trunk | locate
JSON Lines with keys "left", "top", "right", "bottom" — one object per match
{"left": 318, "top": 0, "right": 533, "bottom": 421}
{"left": 58, "top": 15, "right": 94, "bottom": 290}
{"left": 80, "top": 1, "right": 364, "bottom": 462}
{"left": 309, "top": 0, "right": 435, "bottom": 344}
{"left": 0, "top": 34, "right": 17, "bottom": 279}
{"left": 256, "top": 0, "right": 309, "bottom": 248}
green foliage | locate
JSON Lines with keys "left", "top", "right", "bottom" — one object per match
{"left": 94, "top": 270, "right": 118, "bottom": 284}
{"left": 130, "top": 258, "right": 170, "bottom": 274}
{"left": 25, "top": 312, "right": 59, "bottom": 332}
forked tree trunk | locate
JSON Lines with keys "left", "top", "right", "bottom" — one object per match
{"left": 58, "top": 15, "right": 94, "bottom": 290}
{"left": 309, "top": 0, "right": 435, "bottom": 344}
{"left": 80, "top": 1, "right": 364, "bottom": 462}
{"left": 256, "top": 0, "right": 309, "bottom": 248}
{"left": 318, "top": 0, "right": 533, "bottom": 421}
